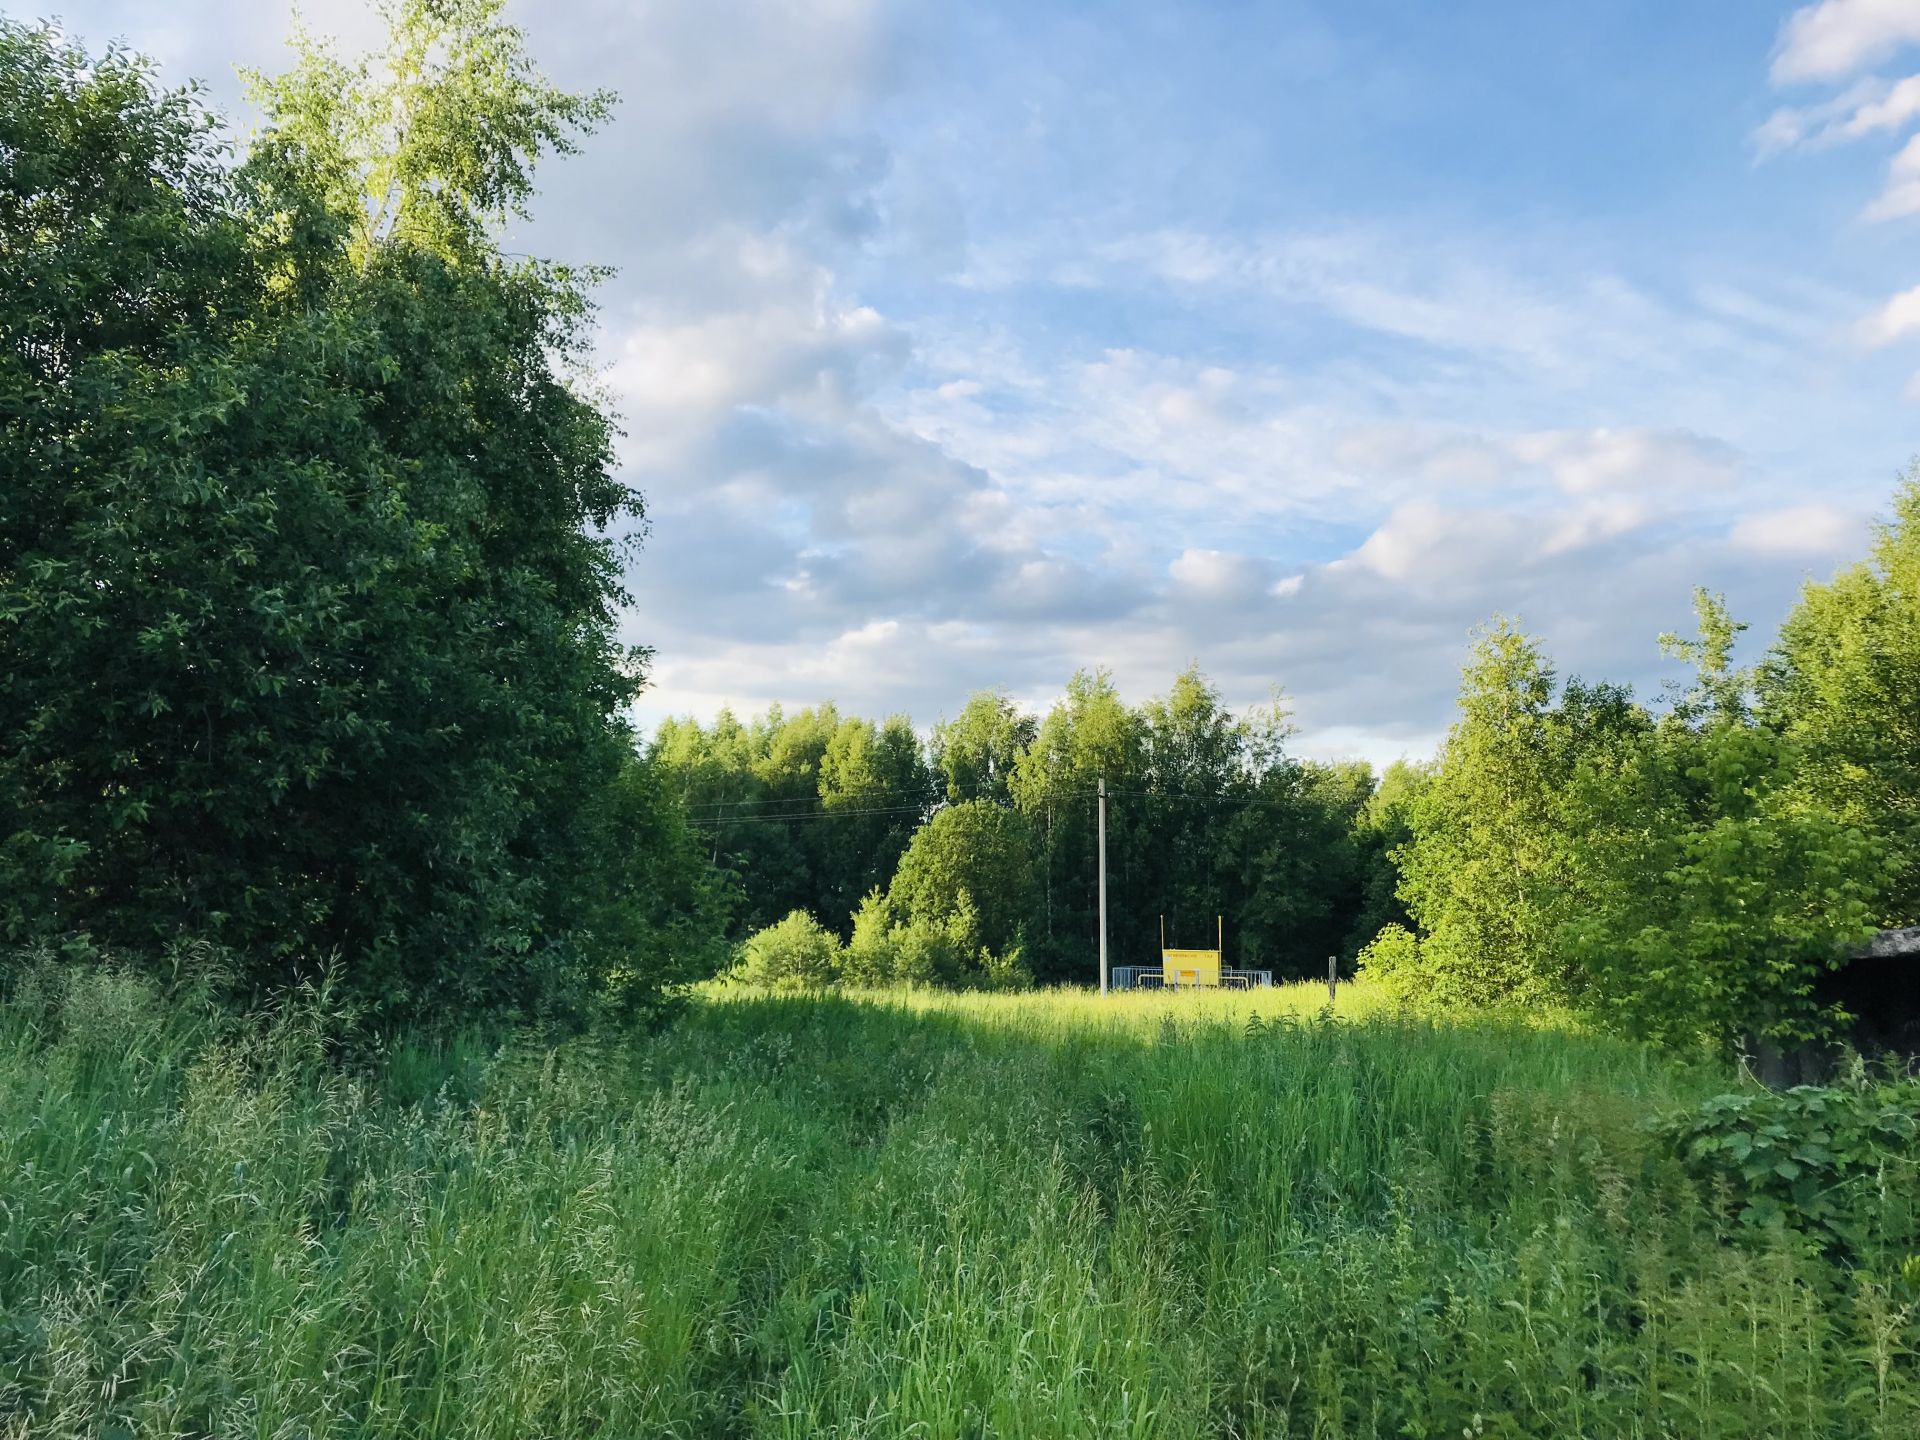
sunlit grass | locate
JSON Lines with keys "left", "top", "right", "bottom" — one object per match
{"left": 3, "top": 966, "right": 1914, "bottom": 1438}
{"left": 815, "top": 975, "right": 1551, "bottom": 1031}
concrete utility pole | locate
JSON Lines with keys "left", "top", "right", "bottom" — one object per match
{"left": 1098, "top": 776, "right": 1109, "bottom": 995}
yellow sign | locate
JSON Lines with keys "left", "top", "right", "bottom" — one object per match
{"left": 1161, "top": 947, "right": 1221, "bottom": 987}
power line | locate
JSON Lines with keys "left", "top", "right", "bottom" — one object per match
{"left": 680, "top": 781, "right": 1350, "bottom": 828}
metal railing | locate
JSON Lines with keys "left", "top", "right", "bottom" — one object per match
{"left": 1110, "top": 966, "right": 1273, "bottom": 991}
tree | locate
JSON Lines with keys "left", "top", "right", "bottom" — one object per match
{"left": 1012, "top": 669, "right": 1145, "bottom": 980}
{"left": 735, "top": 910, "right": 842, "bottom": 990}
{"left": 887, "top": 800, "right": 1039, "bottom": 962}
{"left": 1137, "top": 667, "right": 1251, "bottom": 943}
{"left": 1391, "top": 622, "right": 1642, "bottom": 1008}
{"left": 582, "top": 752, "right": 738, "bottom": 1018}
{"left": 1765, "top": 466, "right": 1920, "bottom": 925}
{"left": 1346, "top": 759, "right": 1429, "bottom": 955}
{"left": 1226, "top": 759, "right": 1376, "bottom": 977}
{"left": 932, "top": 691, "right": 1035, "bottom": 804}
{"left": 650, "top": 704, "right": 932, "bottom": 937}
{"left": 1565, "top": 592, "right": 1885, "bottom": 1048}
{"left": 0, "top": 8, "right": 691, "bottom": 1020}
{"left": 816, "top": 714, "right": 933, "bottom": 927}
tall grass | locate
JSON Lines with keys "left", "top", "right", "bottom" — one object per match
{"left": 2, "top": 967, "right": 1915, "bottom": 1437}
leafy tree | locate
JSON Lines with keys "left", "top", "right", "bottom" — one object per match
{"left": 1136, "top": 667, "right": 1253, "bottom": 940}
{"left": 0, "top": 8, "right": 700, "bottom": 1020}
{"left": 842, "top": 885, "right": 1027, "bottom": 989}
{"left": 887, "top": 800, "right": 1038, "bottom": 961}
{"left": 1226, "top": 758, "right": 1375, "bottom": 977}
{"left": 651, "top": 704, "right": 932, "bottom": 936}
{"left": 816, "top": 714, "right": 933, "bottom": 925}
{"left": 1393, "top": 622, "right": 1643, "bottom": 1008}
{"left": 1012, "top": 669, "right": 1145, "bottom": 979}
{"left": 932, "top": 691, "right": 1036, "bottom": 804}
{"left": 1765, "top": 466, "right": 1920, "bottom": 925}
{"left": 584, "top": 752, "right": 738, "bottom": 1018}
{"left": 1346, "top": 759, "right": 1429, "bottom": 955}
{"left": 1564, "top": 593, "right": 1885, "bottom": 1048}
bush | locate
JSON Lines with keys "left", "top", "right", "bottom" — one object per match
{"left": 735, "top": 911, "right": 843, "bottom": 990}
{"left": 837, "top": 888, "right": 1029, "bottom": 990}
{"left": 841, "top": 888, "right": 901, "bottom": 985}
{"left": 1654, "top": 1077, "right": 1920, "bottom": 1258}
{"left": 1355, "top": 922, "right": 1422, "bottom": 992}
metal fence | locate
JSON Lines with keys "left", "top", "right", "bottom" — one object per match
{"left": 1111, "top": 965, "right": 1273, "bottom": 991}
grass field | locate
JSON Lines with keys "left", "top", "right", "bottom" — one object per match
{"left": 3, "top": 968, "right": 1917, "bottom": 1438}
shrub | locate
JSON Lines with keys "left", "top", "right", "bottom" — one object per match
{"left": 736, "top": 911, "right": 843, "bottom": 990}
{"left": 1355, "top": 922, "right": 1422, "bottom": 992}
{"left": 835, "top": 888, "right": 1030, "bottom": 990}
{"left": 1654, "top": 1077, "right": 1920, "bottom": 1258}
{"left": 841, "top": 889, "right": 901, "bottom": 985}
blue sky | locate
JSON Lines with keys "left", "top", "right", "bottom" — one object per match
{"left": 33, "top": 0, "right": 1920, "bottom": 764}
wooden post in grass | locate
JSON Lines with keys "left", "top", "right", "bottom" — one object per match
{"left": 1328, "top": 955, "right": 1337, "bottom": 1006}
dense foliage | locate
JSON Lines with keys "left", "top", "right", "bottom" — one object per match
{"left": 1766, "top": 466, "right": 1920, "bottom": 926}
{"left": 0, "top": 9, "right": 720, "bottom": 1020}
{"left": 1368, "top": 574, "right": 1904, "bottom": 1050}
{"left": 661, "top": 667, "right": 1395, "bottom": 986}
{"left": 1654, "top": 1076, "right": 1920, "bottom": 1258}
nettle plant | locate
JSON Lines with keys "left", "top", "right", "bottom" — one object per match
{"left": 1655, "top": 1079, "right": 1920, "bottom": 1260}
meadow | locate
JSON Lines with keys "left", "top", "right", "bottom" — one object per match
{"left": 3, "top": 968, "right": 1917, "bottom": 1439}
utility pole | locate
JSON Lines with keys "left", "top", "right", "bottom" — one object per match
{"left": 1097, "top": 776, "right": 1109, "bottom": 995}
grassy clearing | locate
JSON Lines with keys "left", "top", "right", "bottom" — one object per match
{"left": 3, "top": 969, "right": 1916, "bottom": 1438}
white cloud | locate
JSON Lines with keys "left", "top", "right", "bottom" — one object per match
{"left": 1864, "top": 132, "right": 1920, "bottom": 218}
{"left": 1729, "top": 503, "right": 1867, "bottom": 555}
{"left": 1169, "top": 548, "right": 1271, "bottom": 600}
{"left": 1506, "top": 428, "right": 1742, "bottom": 494}
{"left": 1857, "top": 283, "right": 1920, "bottom": 344}
{"left": 1773, "top": 0, "right": 1920, "bottom": 84}
{"left": 1753, "top": 75, "right": 1920, "bottom": 155}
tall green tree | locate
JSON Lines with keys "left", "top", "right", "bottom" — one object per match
{"left": 931, "top": 691, "right": 1036, "bottom": 804}
{"left": 1346, "top": 758, "right": 1428, "bottom": 955}
{"left": 1137, "top": 667, "right": 1251, "bottom": 937}
{"left": 1011, "top": 669, "right": 1145, "bottom": 980}
{"left": 1392, "top": 622, "right": 1643, "bottom": 1007}
{"left": 816, "top": 714, "right": 933, "bottom": 925}
{"left": 1, "top": 8, "right": 696, "bottom": 1019}
{"left": 1223, "top": 758, "right": 1376, "bottom": 976}
{"left": 1565, "top": 592, "right": 1885, "bottom": 1048}
{"left": 1765, "top": 466, "right": 1920, "bottom": 925}
{"left": 652, "top": 704, "right": 932, "bottom": 935}
{"left": 886, "top": 800, "right": 1039, "bottom": 962}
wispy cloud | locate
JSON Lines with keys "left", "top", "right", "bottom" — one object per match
{"left": 1753, "top": 75, "right": 1920, "bottom": 155}
{"left": 1772, "top": 0, "right": 1920, "bottom": 85}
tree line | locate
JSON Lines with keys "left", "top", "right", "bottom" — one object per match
{"left": 655, "top": 673, "right": 1418, "bottom": 988}
{"left": 676, "top": 469, "right": 1920, "bottom": 1057}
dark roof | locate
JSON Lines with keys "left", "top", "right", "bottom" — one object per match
{"left": 1858, "top": 927, "right": 1920, "bottom": 960}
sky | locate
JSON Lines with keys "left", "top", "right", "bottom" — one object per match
{"left": 28, "top": 0, "right": 1920, "bottom": 765}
